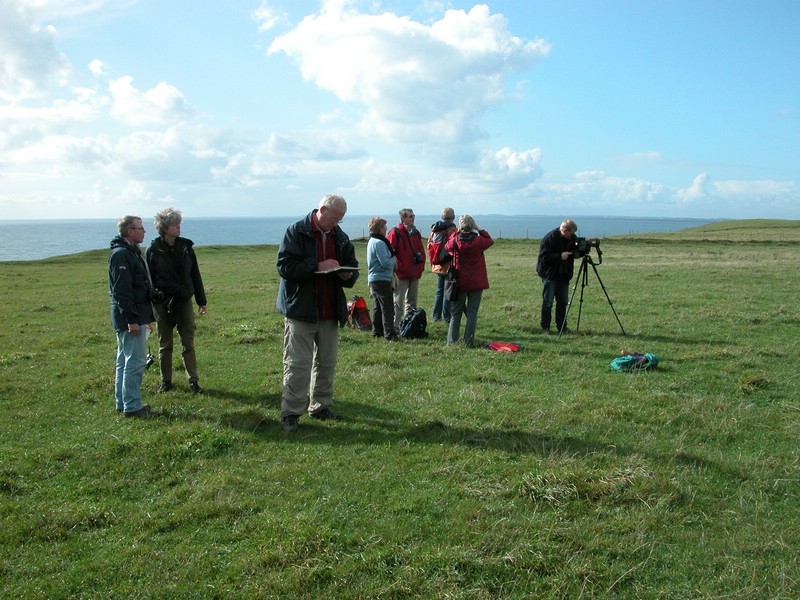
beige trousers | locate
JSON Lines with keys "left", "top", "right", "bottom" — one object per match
{"left": 281, "top": 318, "right": 339, "bottom": 419}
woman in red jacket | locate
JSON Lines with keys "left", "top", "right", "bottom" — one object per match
{"left": 445, "top": 215, "right": 493, "bottom": 347}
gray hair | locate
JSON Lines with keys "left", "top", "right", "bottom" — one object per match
{"left": 320, "top": 194, "right": 347, "bottom": 211}
{"left": 399, "top": 208, "right": 415, "bottom": 219}
{"left": 154, "top": 207, "right": 182, "bottom": 236}
{"left": 561, "top": 219, "right": 578, "bottom": 233}
{"left": 441, "top": 207, "right": 455, "bottom": 220}
{"left": 117, "top": 215, "right": 141, "bottom": 237}
{"left": 459, "top": 214, "right": 477, "bottom": 232}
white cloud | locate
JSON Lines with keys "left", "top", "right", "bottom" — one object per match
{"left": 0, "top": 1, "right": 71, "bottom": 101}
{"left": 676, "top": 173, "right": 711, "bottom": 203}
{"left": 88, "top": 58, "right": 108, "bottom": 77}
{"left": 480, "top": 147, "right": 543, "bottom": 183}
{"left": 109, "top": 76, "right": 189, "bottom": 125}
{"left": 268, "top": 2, "right": 549, "bottom": 147}
{"left": 253, "top": 1, "right": 286, "bottom": 32}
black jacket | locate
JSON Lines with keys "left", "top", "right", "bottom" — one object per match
{"left": 108, "top": 236, "right": 155, "bottom": 331}
{"left": 276, "top": 212, "right": 359, "bottom": 325}
{"left": 536, "top": 227, "right": 575, "bottom": 282}
{"left": 146, "top": 236, "right": 207, "bottom": 306}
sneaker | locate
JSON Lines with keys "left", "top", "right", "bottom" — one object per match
{"left": 158, "top": 381, "right": 174, "bottom": 393}
{"left": 124, "top": 405, "right": 160, "bottom": 419}
{"left": 309, "top": 408, "right": 341, "bottom": 421}
{"left": 282, "top": 414, "right": 299, "bottom": 432}
{"left": 189, "top": 381, "right": 204, "bottom": 394}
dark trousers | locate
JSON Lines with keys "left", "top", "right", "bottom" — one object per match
{"left": 155, "top": 301, "right": 199, "bottom": 383}
{"left": 541, "top": 279, "right": 570, "bottom": 332}
{"left": 369, "top": 280, "right": 395, "bottom": 338}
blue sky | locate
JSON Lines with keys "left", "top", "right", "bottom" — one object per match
{"left": 1, "top": 0, "right": 798, "bottom": 220}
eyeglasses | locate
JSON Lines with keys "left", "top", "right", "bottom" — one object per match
{"left": 131, "top": 227, "right": 145, "bottom": 231}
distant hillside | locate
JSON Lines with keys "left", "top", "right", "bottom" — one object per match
{"left": 615, "top": 219, "right": 800, "bottom": 243}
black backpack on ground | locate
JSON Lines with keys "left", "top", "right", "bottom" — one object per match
{"left": 399, "top": 308, "right": 428, "bottom": 339}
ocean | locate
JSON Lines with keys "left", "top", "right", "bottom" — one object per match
{"left": 0, "top": 215, "right": 716, "bottom": 262}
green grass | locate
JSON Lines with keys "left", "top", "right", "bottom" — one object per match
{"left": 1, "top": 220, "right": 799, "bottom": 598}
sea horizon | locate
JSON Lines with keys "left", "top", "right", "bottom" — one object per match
{"left": 0, "top": 214, "right": 721, "bottom": 262}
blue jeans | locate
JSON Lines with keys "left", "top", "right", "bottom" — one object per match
{"left": 541, "top": 279, "right": 570, "bottom": 331}
{"left": 432, "top": 273, "right": 452, "bottom": 322}
{"left": 115, "top": 327, "right": 148, "bottom": 412}
{"left": 447, "top": 290, "right": 483, "bottom": 347}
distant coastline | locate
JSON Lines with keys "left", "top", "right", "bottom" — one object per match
{"left": 0, "top": 215, "right": 719, "bottom": 262}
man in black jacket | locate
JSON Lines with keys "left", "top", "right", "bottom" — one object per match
{"left": 109, "top": 215, "right": 159, "bottom": 418}
{"left": 536, "top": 219, "right": 578, "bottom": 334}
{"left": 276, "top": 194, "right": 359, "bottom": 431}
{"left": 146, "top": 208, "right": 207, "bottom": 394}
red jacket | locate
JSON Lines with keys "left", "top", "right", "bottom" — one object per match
{"left": 387, "top": 224, "right": 425, "bottom": 280}
{"left": 446, "top": 229, "right": 493, "bottom": 292}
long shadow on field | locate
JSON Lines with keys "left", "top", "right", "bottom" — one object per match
{"left": 250, "top": 401, "right": 745, "bottom": 479}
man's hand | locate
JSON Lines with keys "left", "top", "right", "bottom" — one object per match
{"left": 317, "top": 259, "right": 340, "bottom": 272}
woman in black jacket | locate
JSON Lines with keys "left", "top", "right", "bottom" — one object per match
{"left": 146, "top": 208, "right": 207, "bottom": 394}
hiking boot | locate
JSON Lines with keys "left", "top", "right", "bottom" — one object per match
{"left": 124, "top": 405, "right": 160, "bottom": 419}
{"left": 158, "top": 381, "right": 174, "bottom": 393}
{"left": 309, "top": 408, "right": 341, "bottom": 421}
{"left": 282, "top": 414, "right": 299, "bottom": 432}
{"left": 189, "top": 381, "right": 204, "bottom": 394}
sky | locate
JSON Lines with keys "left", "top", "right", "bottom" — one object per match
{"left": 1, "top": 0, "right": 798, "bottom": 221}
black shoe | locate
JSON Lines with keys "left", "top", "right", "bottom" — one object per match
{"left": 282, "top": 414, "right": 299, "bottom": 432}
{"left": 158, "top": 381, "right": 174, "bottom": 393}
{"left": 309, "top": 408, "right": 341, "bottom": 421}
{"left": 189, "top": 381, "right": 204, "bottom": 394}
{"left": 124, "top": 405, "right": 160, "bottom": 419}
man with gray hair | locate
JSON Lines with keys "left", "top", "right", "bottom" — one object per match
{"left": 387, "top": 207, "right": 426, "bottom": 330}
{"left": 108, "top": 215, "right": 159, "bottom": 418}
{"left": 276, "top": 194, "right": 360, "bottom": 432}
{"left": 536, "top": 218, "right": 578, "bottom": 334}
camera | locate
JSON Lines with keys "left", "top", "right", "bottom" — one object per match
{"left": 145, "top": 353, "right": 155, "bottom": 369}
{"left": 571, "top": 236, "right": 600, "bottom": 257}
{"left": 148, "top": 288, "right": 166, "bottom": 304}
{"left": 413, "top": 251, "right": 425, "bottom": 264}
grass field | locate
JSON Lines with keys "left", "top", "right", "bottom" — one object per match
{"left": 1, "top": 219, "right": 798, "bottom": 598}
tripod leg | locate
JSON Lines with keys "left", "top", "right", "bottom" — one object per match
{"left": 574, "top": 259, "right": 589, "bottom": 333}
{"left": 559, "top": 257, "right": 586, "bottom": 339}
{"left": 588, "top": 262, "right": 626, "bottom": 336}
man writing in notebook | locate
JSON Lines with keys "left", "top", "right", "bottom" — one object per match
{"left": 275, "top": 194, "right": 360, "bottom": 431}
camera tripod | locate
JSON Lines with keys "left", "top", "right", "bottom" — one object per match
{"left": 558, "top": 250, "right": 626, "bottom": 338}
